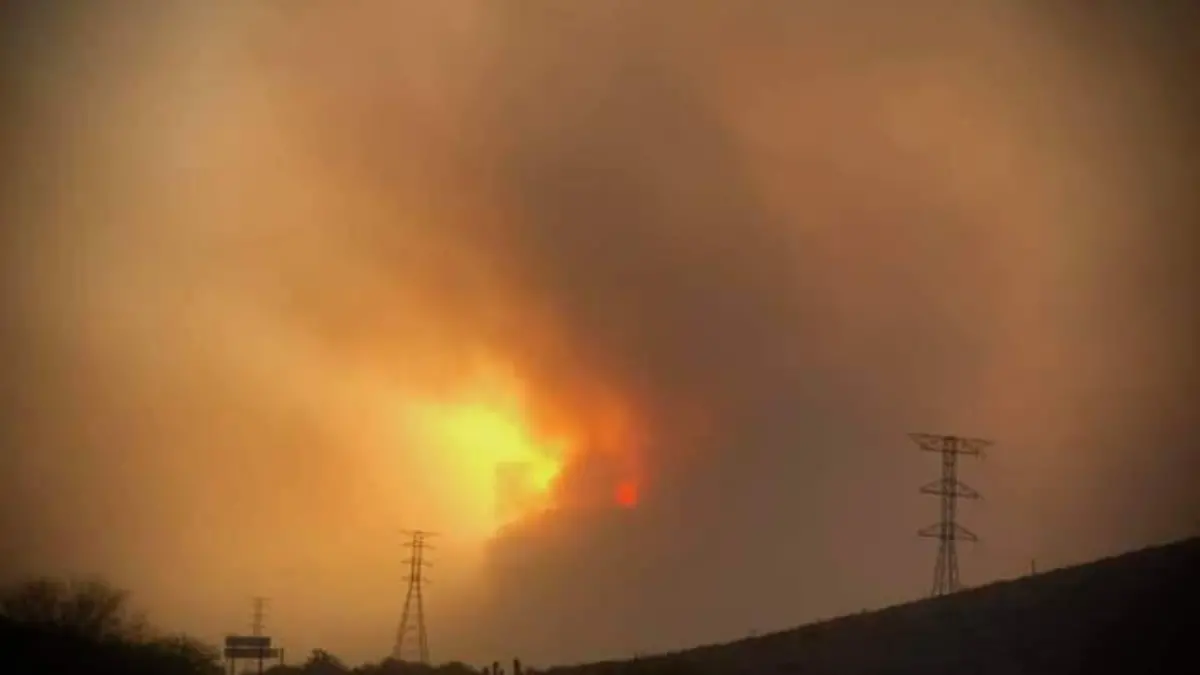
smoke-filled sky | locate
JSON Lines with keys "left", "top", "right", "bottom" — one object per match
{"left": 2, "top": 0, "right": 1197, "bottom": 667}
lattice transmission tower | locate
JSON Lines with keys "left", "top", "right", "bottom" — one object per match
{"left": 392, "top": 529, "right": 437, "bottom": 664}
{"left": 250, "top": 597, "right": 268, "bottom": 636}
{"left": 909, "top": 432, "right": 990, "bottom": 596}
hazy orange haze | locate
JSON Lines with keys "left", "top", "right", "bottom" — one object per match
{"left": 1, "top": 0, "right": 1197, "bottom": 666}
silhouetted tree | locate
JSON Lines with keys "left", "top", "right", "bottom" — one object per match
{"left": 0, "top": 576, "right": 146, "bottom": 640}
{"left": 0, "top": 577, "right": 220, "bottom": 675}
{"left": 145, "top": 634, "right": 224, "bottom": 674}
{"left": 303, "top": 647, "right": 351, "bottom": 675}
{"left": 439, "top": 661, "right": 478, "bottom": 675}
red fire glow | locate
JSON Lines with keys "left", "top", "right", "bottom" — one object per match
{"left": 615, "top": 480, "right": 639, "bottom": 508}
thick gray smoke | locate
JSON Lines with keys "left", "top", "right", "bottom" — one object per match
{"left": 451, "top": 1, "right": 1199, "bottom": 661}
{"left": 2, "top": 0, "right": 1196, "bottom": 666}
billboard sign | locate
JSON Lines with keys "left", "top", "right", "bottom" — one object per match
{"left": 225, "top": 635, "right": 271, "bottom": 648}
{"left": 224, "top": 646, "right": 281, "bottom": 660}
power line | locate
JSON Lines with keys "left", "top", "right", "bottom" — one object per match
{"left": 909, "top": 432, "right": 990, "bottom": 596}
{"left": 392, "top": 529, "right": 437, "bottom": 664}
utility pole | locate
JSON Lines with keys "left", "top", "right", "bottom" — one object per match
{"left": 909, "top": 432, "right": 990, "bottom": 596}
{"left": 392, "top": 529, "right": 437, "bottom": 664}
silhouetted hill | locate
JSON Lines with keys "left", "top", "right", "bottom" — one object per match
{"left": 558, "top": 536, "right": 1198, "bottom": 675}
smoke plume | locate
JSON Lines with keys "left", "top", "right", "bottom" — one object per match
{"left": 2, "top": 0, "right": 1196, "bottom": 665}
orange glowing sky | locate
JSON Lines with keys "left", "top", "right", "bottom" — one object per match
{"left": 1, "top": 0, "right": 1196, "bottom": 667}
{"left": 396, "top": 357, "right": 644, "bottom": 536}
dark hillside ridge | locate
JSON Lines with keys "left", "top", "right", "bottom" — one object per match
{"left": 557, "top": 536, "right": 1198, "bottom": 675}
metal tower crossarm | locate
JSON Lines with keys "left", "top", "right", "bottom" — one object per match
{"left": 909, "top": 432, "right": 991, "bottom": 596}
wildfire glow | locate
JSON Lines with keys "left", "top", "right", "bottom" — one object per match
{"left": 402, "top": 361, "right": 572, "bottom": 536}
{"left": 614, "top": 480, "right": 639, "bottom": 508}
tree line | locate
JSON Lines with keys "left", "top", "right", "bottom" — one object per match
{"left": 0, "top": 577, "right": 220, "bottom": 675}
{"left": 0, "top": 578, "right": 551, "bottom": 675}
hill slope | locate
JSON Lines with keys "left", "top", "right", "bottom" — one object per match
{"left": 558, "top": 536, "right": 1198, "bottom": 675}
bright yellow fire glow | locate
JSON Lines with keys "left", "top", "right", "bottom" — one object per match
{"left": 402, "top": 362, "right": 570, "bottom": 536}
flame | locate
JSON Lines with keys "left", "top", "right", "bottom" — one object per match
{"left": 614, "top": 479, "right": 639, "bottom": 508}
{"left": 401, "top": 360, "right": 572, "bottom": 536}
{"left": 396, "top": 356, "right": 649, "bottom": 537}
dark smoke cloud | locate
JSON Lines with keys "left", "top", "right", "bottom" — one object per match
{"left": 455, "top": 0, "right": 1200, "bottom": 661}
{"left": 2, "top": 0, "right": 1197, "bottom": 666}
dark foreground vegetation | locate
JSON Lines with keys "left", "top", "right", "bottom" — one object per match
{"left": 0, "top": 577, "right": 483, "bottom": 675}
{"left": 2, "top": 536, "right": 1195, "bottom": 675}
{"left": 0, "top": 578, "right": 219, "bottom": 675}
